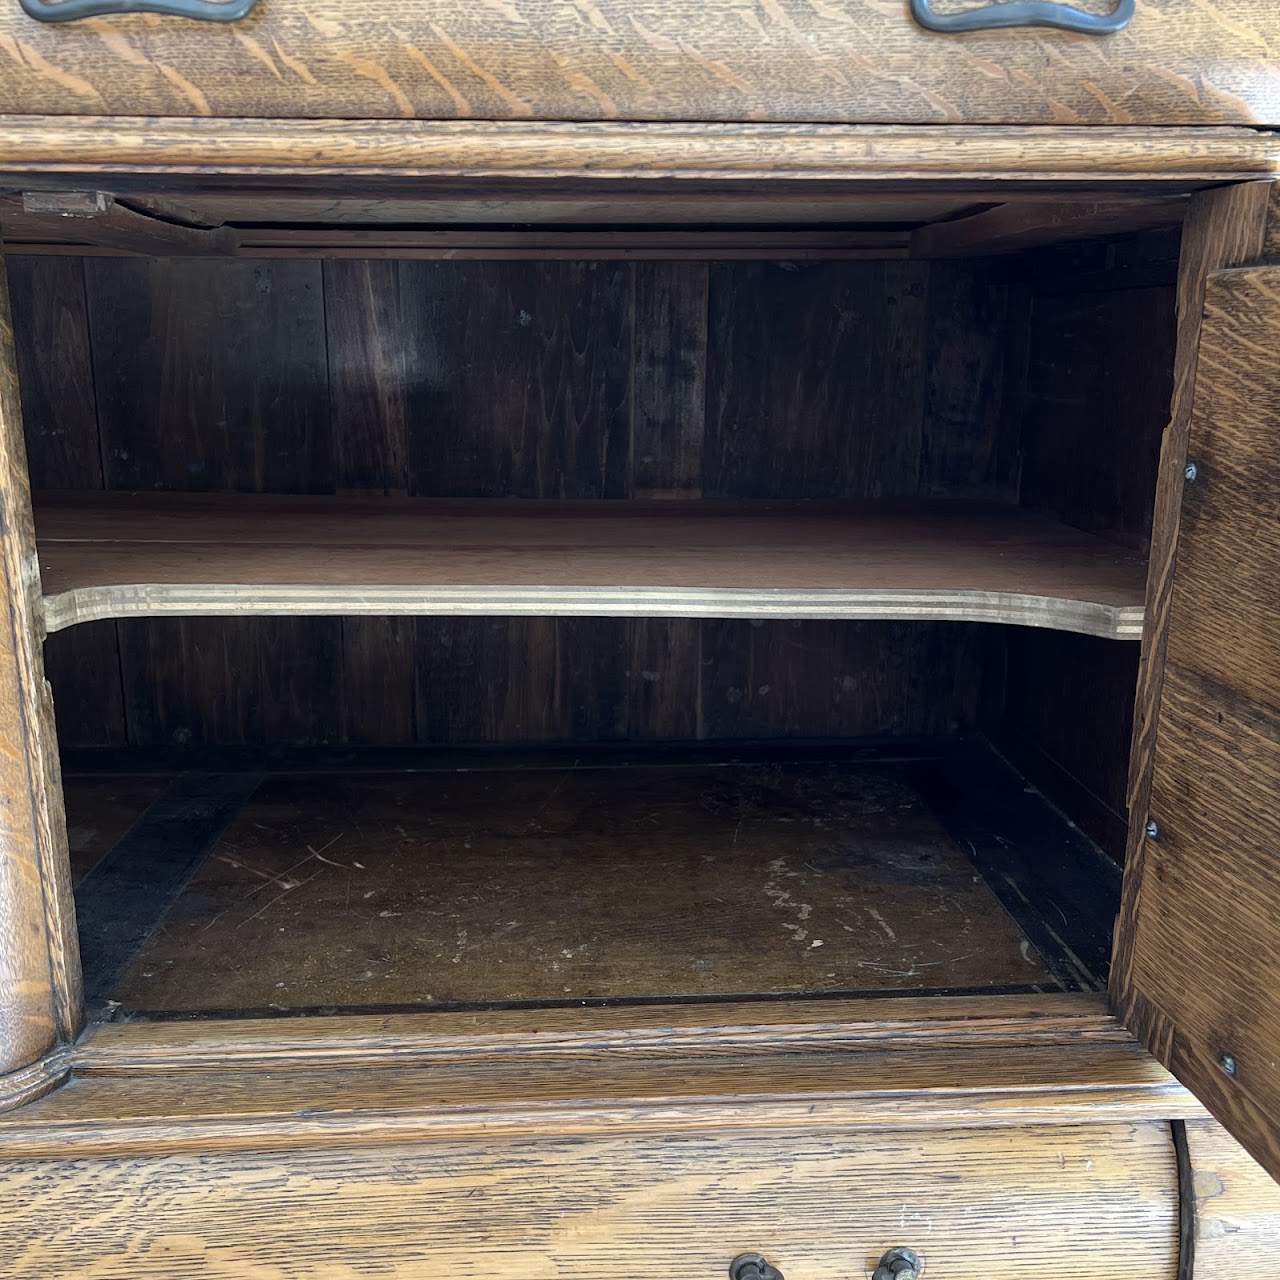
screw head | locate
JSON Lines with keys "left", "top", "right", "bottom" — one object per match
{"left": 1221, "top": 1054, "right": 1238, "bottom": 1077}
{"left": 1184, "top": 461, "right": 1199, "bottom": 482}
{"left": 1145, "top": 819, "right": 1160, "bottom": 840}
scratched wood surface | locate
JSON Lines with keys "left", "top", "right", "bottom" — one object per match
{"left": 106, "top": 761, "right": 1052, "bottom": 1013}
{"left": 1115, "top": 266, "right": 1280, "bottom": 1184}
{"left": 0, "top": 0, "right": 1277, "bottom": 124}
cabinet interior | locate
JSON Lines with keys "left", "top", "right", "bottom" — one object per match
{"left": 1, "top": 186, "right": 1181, "bottom": 1025}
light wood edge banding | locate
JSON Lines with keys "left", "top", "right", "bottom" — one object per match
{"left": 41, "top": 585, "right": 1144, "bottom": 641}
{"left": 0, "top": 120, "right": 1277, "bottom": 185}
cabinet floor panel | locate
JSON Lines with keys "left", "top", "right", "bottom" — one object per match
{"left": 65, "top": 743, "right": 1120, "bottom": 1020}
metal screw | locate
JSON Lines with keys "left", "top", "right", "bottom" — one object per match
{"left": 1145, "top": 819, "right": 1160, "bottom": 840}
{"left": 1221, "top": 1054, "right": 1238, "bottom": 1077}
{"left": 730, "top": 1255, "right": 784, "bottom": 1280}
{"left": 1184, "top": 461, "right": 1199, "bottom": 482}
{"left": 873, "top": 1249, "right": 923, "bottom": 1280}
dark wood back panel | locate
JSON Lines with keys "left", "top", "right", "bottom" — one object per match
{"left": 12, "top": 254, "right": 1013, "bottom": 748}
{"left": 982, "top": 231, "right": 1179, "bottom": 860}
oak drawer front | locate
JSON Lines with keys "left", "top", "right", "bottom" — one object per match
{"left": 8, "top": 1124, "right": 1178, "bottom": 1279}
{"left": 0, "top": 0, "right": 1278, "bottom": 125}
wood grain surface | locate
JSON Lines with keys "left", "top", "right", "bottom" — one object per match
{"left": 0, "top": 1122, "right": 1180, "bottom": 1279}
{"left": 1184, "top": 1117, "right": 1280, "bottom": 1279}
{"left": 0, "top": 1040, "right": 1197, "bottom": 1153}
{"left": 104, "top": 761, "right": 1051, "bottom": 1013}
{"left": 0, "top": 0, "right": 1277, "bottom": 124}
{"left": 70, "top": 991, "right": 1135, "bottom": 1072}
{"left": 1119, "top": 182, "right": 1270, "bottom": 864}
{"left": 0, "top": 255, "right": 80, "bottom": 1082}
{"left": 1, "top": 120, "right": 1277, "bottom": 188}
{"left": 34, "top": 494, "right": 1149, "bottom": 637}
{"left": 1115, "top": 266, "right": 1280, "bottom": 1184}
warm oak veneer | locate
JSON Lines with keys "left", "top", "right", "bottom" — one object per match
{"left": 3, "top": 1123, "right": 1180, "bottom": 1280}
{"left": 0, "top": 0, "right": 1277, "bottom": 126}
{"left": 34, "top": 494, "right": 1147, "bottom": 639}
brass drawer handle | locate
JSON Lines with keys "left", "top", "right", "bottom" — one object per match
{"left": 873, "top": 1248, "right": 923, "bottom": 1280}
{"left": 729, "top": 1256, "right": 784, "bottom": 1280}
{"left": 911, "top": 0, "right": 1133, "bottom": 34}
{"left": 20, "top": 0, "right": 256, "bottom": 22}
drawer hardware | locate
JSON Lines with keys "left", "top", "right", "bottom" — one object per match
{"left": 873, "top": 1248, "right": 923, "bottom": 1280}
{"left": 910, "top": 0, "right": 1133, "bottom": 34}
{"left": 729, "top": 1255, "right": 784, "bottom": 1280}
{"left": 20, "top": 0, "right": 256, "bottom": 22}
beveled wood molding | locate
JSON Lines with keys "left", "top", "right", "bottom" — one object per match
{"left": 73, "top": 993, "right": 1134, "bottom": 1075}
{"left": 0, "top": 120, "right": 1277, "bottom": 187}
{"left": 0, "top": 1045, "right": 72, "bottom": 1114}
{"left": 2, "top": 1035, "right": 1201, "bottom": 1157}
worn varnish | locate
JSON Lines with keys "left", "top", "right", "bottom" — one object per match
{"left": 107, "top": 761, "right": 1051, "bottom": 1013}
{"left": 1116, "top": 266, "right": 1280, "bottom": 1183}
{"left": 0, "top": 0, "right": 1278, "bottom": 124}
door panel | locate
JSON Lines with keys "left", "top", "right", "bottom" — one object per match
{"left": 1116, "top": 264, "right": 1280, "bottom": 1181}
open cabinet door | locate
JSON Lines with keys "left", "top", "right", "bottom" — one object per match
{"left": 1115, "top": 259, "right": 1280, "bottom": 1181}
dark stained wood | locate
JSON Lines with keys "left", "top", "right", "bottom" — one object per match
{"left": 632, "top": 263, "right": 707, "bottom": 498}
{"left": 14, "top": 193, "right": 238, "bottom": 257}
{"left": 340, "top": 618, "right": 417, "bottom": 746}
{"left": 1116, "top": 265, "right": 1280, "bottom": 1183}
{"left": 406, "top": 262, "right": 631, "bottom": 499}
{"left": 992, "top": 631, "right": 1139, "bottom": 862}
{"left": 700, "top": 621, "right": 983, "bottom": 742}
{"left": 5, "top": 256, "right": 100, "bottom": 491}
{"left": 921, "top": 261, "right": 1014, "bottom": 499}
{"left": 322, "top": 260, "right": 412, "bottom": 494}
{"left": 415, "top": 617, "right": 629, "bottom": 746}
{"left": 117, "top": 618, "right": 342, "bottom": 748}
{"left": 912, "top": 200, "right": 1186, "bottom": 259}
{"left": 41, "top": 623, "right": 127, "bottom": 750}
{"left": 627, "top": 619, "right": 700, "bottom": 741}
{"left": 84, "top": 257, "right": 331, "bottom": 495}
{"left": 705, "top": 262, "right": 926, "bottom": 500}
{"left": 987, "top": 243, "right": 1179, "bottom": 864}
{"left": 0, "top": 0, "right": 1278, "bottom": 124}
{"left": 5, "top": 256, "right": 129, "bottom": 749}
{"left": 1022, "top": 286, "right": 1175, "bottom": 547}
{"left": 104, "top": 760, "right": 1052, "bottom": 1014}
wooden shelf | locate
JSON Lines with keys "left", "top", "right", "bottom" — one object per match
{"left": 34, "top": 494, "right": 1147, "bottom": 639}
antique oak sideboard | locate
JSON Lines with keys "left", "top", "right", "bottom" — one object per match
{"left": 2, "top": 1, "right": 1280, "bottom": 1276}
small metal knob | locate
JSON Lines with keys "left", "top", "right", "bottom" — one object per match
{"left": 873, "top": 1247, "right": 922, "bottom": 1280}
{"left": 729, "top": 1255, "right": 784, "bottom": 1280}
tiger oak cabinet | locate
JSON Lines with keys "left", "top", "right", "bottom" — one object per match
{"left": 4, "top": 2, "right": 1280, "bottom": 1277}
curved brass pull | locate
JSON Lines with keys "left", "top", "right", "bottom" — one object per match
{"left": 873, "top": 1248, "right": 923, "bottom": 1280}
{"left": 910, "top": 0, "right": 1134, "bottom": 34}
{"left": 20, "top": 0, "right": 256, "bottom": 21}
